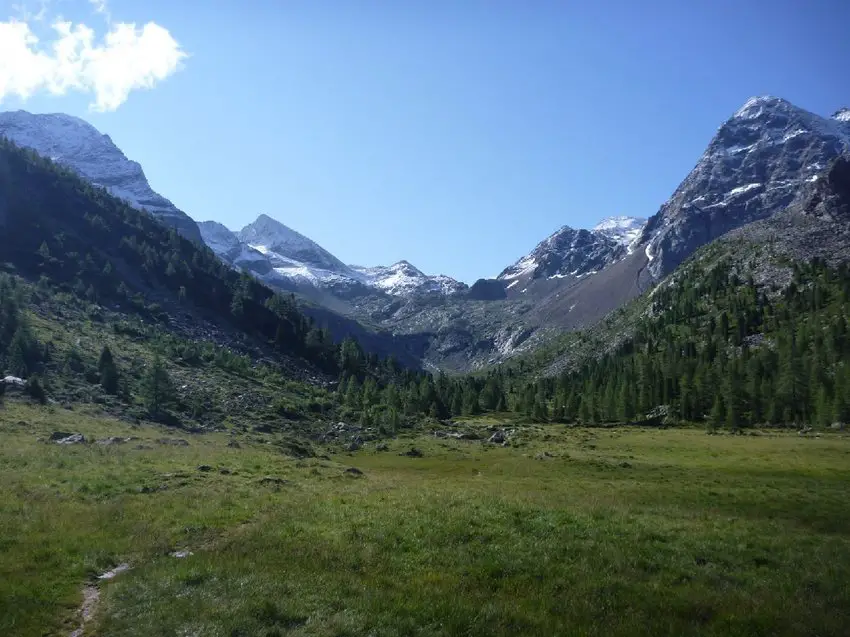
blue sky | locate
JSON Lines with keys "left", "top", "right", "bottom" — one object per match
{"left": 1, "top": 0, "right": 849, "bottom": 282}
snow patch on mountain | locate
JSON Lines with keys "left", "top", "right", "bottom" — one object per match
{"left": 834, "top": 108, "right": 850, "bottom": 123}
{"left": 351, "top": 261, "right": 466, "bottom": 296}
{"left": 498, "top": 216, "right": 646, "bottom": 284}
{"left": 592, "top": 216, "right": 647, "bottom": 246}
{"left": 239, "top": 214, "right": 350, "bottom": 274}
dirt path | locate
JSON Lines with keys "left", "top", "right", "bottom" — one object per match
{"left": 69, "top": 564, "right": 130, "bottom": 637}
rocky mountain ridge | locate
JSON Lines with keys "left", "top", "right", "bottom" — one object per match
{"left": 0, "top": 110, "right": 203, "bottom": 243}
{"left": 496, "top": 216, "right": 647, "bottom": 294}
{"left": 199, "top": 214, "right": 468, "bottom": 299}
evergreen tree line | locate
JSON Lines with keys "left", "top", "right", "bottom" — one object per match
{"left": 528, "top": 257, "right": 850, "bottom": 427}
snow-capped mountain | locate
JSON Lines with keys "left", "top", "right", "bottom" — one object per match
{"left": 200, "top": 214, "right": 467, "bottom": 298}
{"left": 496, "top": 216, "right": 647, "bottom": 289}
{"left": 639, "top": 96, "right": 850, "bottom": 278}
{"left": 238, "top": 214, "right": 350, "bottom": 274}
{"left": 351, "top": 261, "right": 467, "bottom": 296}
{"left": 0, "top": 110, "right": 202, "bottom": 243}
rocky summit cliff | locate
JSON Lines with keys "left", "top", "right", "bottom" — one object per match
{"left": 0, "top": 111, "right": 202, "bottom": 243}
{"left": 639, "top": 96, "right": 850, "bottom": 279}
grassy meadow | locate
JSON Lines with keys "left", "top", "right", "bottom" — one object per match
{"left": 2, "top": 403, "right": 850, "bottom": 636}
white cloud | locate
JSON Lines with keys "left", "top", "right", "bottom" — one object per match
{"left": 0, "top": 17, "right": 187, "bottom": 111}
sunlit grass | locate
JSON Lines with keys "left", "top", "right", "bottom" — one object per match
{"left": 2, "top": 403, "right": 850, "bottom": 636}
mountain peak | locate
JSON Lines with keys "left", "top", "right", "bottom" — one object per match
{"left": 0, "top": 109, "right": 202, "bottom": 242}
{"left": 238, "top": 214, "right": 350, "bottom": 273}
{"left": 643, "top": 96, "right": 850, "bottom": 279}
{"left": 253, "top": 213, "right": 280, "bottom": 225}
{"left": 732, "top": 95, "right": 793, "bottom": 120}
{"left": 833, "top": 108, "right": 850, "bottom": 123}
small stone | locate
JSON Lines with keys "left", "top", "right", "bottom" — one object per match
{"left": 197, "top": 465, "right": 213, "bottom": 472}
{"left": 170, "top": 550, "right": 193, "bottom": 559}
{"left": 51, "top": 432, "right": 86, "bottom": 445}
{"left": 345, "top": 467, "right": 364, "bottom": 476}
{"left": 98, "top": 563, "right": 131, "bottom": 579}
{"left": 488, "top": 430, "right": 508, "bottom": 445}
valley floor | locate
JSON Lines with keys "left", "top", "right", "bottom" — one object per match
{"left": 2, "top": 404, "right": 850, "bottom": 636}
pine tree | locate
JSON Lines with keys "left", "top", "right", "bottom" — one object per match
{"left": 344, "top": 377, "right": 361, "bottom": 410}
{"left": 450, "top": 389, "right": 463, "bottom": 415}
{"left": 816, "top": 387, "right": 832, "bottom": 427}
{"left": 618, "top": 380, "right": 636, "bottom": 422}
{"left": 26, "top": 374, "right": 46, "bottom": 404}
{"left": 725, "top": 363, "right": 742, "bottom": 431}
{"left": 98, "top": 345, "right": 119, "bottom": 395}
{"left": 710, "top": 395, "right": 725, "bottom": 431}
{"left": 142, "top": 354, "right": 176, "bottom": 416}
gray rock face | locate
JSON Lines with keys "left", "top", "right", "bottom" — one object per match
{"left": 499, "top": 227, "right": 622, "bottom": 282}
{"left": 0, "top": 110, "right": 203, "bottom": 243}
{"left": 495, "top": 216, "right": 646, "bottom": 295}
{"left": 640, "top": 96, "right": 850, "bottom": 279}
{"left": 794, "top": 156, "right": 850, "bottom": 221}
{"left": 198, "top": 221, "right": 273, "bottom": 276}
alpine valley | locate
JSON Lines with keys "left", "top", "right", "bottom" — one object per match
{"left": 3, "top": 92, "right": 850, "bottom": 637}
{"left": 4, "top": 96, "right": 847, "bottom": 372}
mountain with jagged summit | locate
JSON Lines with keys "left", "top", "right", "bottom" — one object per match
{"left": 638, "top": 95, "right": 850, "bottom": 279}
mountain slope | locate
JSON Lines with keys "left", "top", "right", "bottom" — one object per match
{"left": 488, "top": 96, "right": 850, "bottom": 364}
{"left": 0, "top": 136, "right": 484, "bottom": 435}
{"left": 0, "top": 110, "right": 202, "bottom": 243}
{"left": 521, "top": 156, "right": 850, "bottom": 380}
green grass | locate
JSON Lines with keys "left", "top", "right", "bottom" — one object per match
{"left": 2, "top": 403, "right": 850, "bottom": 636}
